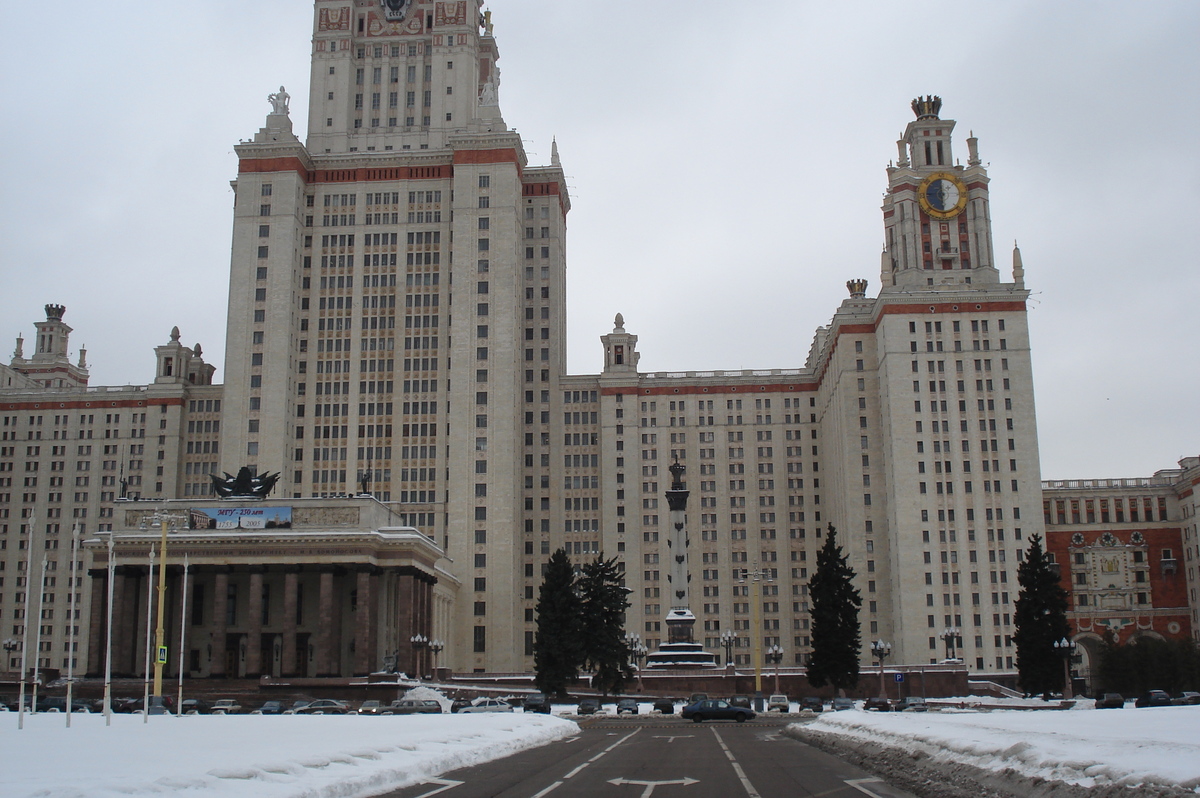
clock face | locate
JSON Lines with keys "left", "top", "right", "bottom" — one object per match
{"left": 918, "top": 173, "right": 968, "bottom": 219}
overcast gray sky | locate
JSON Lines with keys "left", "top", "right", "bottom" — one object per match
{"left": 1, "top": 1, "right": 1197, "bottom": 481}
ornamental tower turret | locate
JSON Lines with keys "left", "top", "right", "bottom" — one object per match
{"left": 880, "top": 97, "right": 998, "bottom": 290}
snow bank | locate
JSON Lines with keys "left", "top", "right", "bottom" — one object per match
{"left": 3, "top": 712, "right": 577, "bottom": 798}
{"left": 800, "top": 705, "right": 1200, "bottom": 791}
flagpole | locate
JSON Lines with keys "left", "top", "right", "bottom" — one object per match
{"left": 103, "top": 534, "right": 115, "bottom": 726}
{"left": 32, "top": 552, "right": 49, "bottom": 714}
{"left": 18, "top": 512, "right": 37, "bottom": 729}
{"left": 177, "top": 554, "right": 189, "bottom": 716}
{"left": 66, "top": 524, "right": 79, "bottom": 728}
{"left": 142, "top": 546, "right": 155, "bottom": 723}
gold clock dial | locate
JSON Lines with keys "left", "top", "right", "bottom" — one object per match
{"left": 918, "top": 172, "right": 968, "bottom": 220}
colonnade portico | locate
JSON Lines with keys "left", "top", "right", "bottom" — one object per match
{"left": 84, "top": 496, "right": 452, "bottom": 680}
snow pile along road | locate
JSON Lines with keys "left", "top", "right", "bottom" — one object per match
{"left": 2, "top": 712, "right": 577, "bottom": 798}
{"left": 793, "top": 705, "right": 1200, "bottom": 795}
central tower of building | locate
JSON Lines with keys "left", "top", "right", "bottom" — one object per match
{"left": 221, "top": 0, "right": 570, "bottom": 672}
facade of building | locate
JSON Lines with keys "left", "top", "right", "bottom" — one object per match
{"left": 1042, "top": 458, "right": 1200, "bottom": 687}
{"left": 2, "top": 2, "right": 1195, "bottom": 683}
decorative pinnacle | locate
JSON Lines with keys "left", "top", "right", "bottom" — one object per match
{"left": 44, "top": 304, "right": 66, "bottom": 321}
{"left": 847, "top": 278, "right": 868, "bottom": 298}
{"left": 911, "top": 95, "right": 942, "bottom": 119}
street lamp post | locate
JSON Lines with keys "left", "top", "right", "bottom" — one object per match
{"left": 871, "top": 639, "right": 892, "bottom": 700}
{"left": 410, "top": 633, "right": 427, "bottom": 678}
{"left": 625, "top": 633, "right": 647, "bottom": 689}
{"left": 428, "top": 639, "right": 444, "bottom": 677}
{"left": 720, "top": 629, "right": 738, "bottom": 669}
{"left": 739, "top": 565, "right": 774, "bottom": 712}
{"left": 941, "top": 627, "right": 961, "bottom": 661}
{"left": 1053, "top": 637, "right": 1077, "bottom": 700}
{"left": 141, "top": 510, "right": 186, "bottom": 714}
{"left": 765, "top": 644, "right": 784, "bottom": 695}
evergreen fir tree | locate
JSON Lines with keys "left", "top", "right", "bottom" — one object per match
{"left": 1013, "top": 533, "right": 1071, "bottom": 697}
{"left": 578, "top": 555, "right": 633, "bottom": 695}
{"left": 533, "top": 549, "right": 582, "bottom": 699}
{"left": 806, "top": 523, "right": 862, "bottom": 691}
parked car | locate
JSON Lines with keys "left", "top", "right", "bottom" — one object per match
{"left": 767, "top": 695, "right": 789, "bottom": 713}
{"left": 652, "top": 697, "right": 676, "bottom": 715}
{"left": 388, "top": 699, "right": 442, "bottom": 715}
{"left": 728, "top": 695, "right": 751, "bottom": 709}
{"left": 254, "top": 700, "right": 286, "bottom": 715}
{"left": 523, "top": 693, "right": 552, "bottom": 714}
{"left": 800, "top": 696, "right": 824, "bottom": 713}
{"left": 864, "top": 697, "right": 892, "bottom": 711}
{"left": 688, "top": 693, "right": 708, "bottom": 704}
{"left": 357, "top": 700, "right": 388, "bottom": 715}
{"left": 282, "top": 700, "right": 311, "bottom": 714}
{"left": 615, "top": 698, "right": 639, "bottom": 715}
{"left": 895, "top": 696, "right": 928, "bottom": 712}
{"left": 458, "top": 697, "right": 514, "bottom": 714}
{"left": 831, "top": 697, "right": 855, "bottom": 711}
{"left": 1172, "top": 692, "right": 1200, "bottom": 706}
{"left": 577, "top": 698, "right": 601, "bottom": 715}
{"left": 179, "top": 698, "right": 210, "bottom": 714}
{"left": 210, "top": 699, "right": 243, "bottom": 715}
{"left": 1136, "top": 690, "right": 1172, "bottom": 708}
{"left": 295, "top": 699, "right": 351, "bottom": 715}
{"left": 682, "top": 698, "right": 755, "bottom": 723}
{"left": 450, "top": 698, "right": 474, "bottom": 714}
{"left": 1095, "top": 693, "right": 1125, "bottom": 709}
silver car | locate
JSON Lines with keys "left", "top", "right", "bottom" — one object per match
{"left": 458, "top": 697, "right": 514, "bottom": 713}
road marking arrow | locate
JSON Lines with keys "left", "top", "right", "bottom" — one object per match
{"left": 411, "top": 777, "right": 463, "bottom": 798}
{"left": 607, "top": 777, "right": 699, "bottom": 797}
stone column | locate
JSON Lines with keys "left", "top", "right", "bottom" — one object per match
{"left": 395, "top": 572, "right": 416, "bottom": 676}
{"left": 87, "top": 569, "right": 107, "bottom": 676}
{"left": 113, "top": 567, "right": 134, "bottom": 675}
{"left": 282, "top": 569, "right": 298, "bottom": 677}
{"left": 246, "top": 568, "right": 264, "bottom": 677}
{"left": 317, "top": 570, "right": 335, "bottom": 676}
{"left": 211, "top": 570, "right": 229, "bottom": 677}
{"left": 354, "top": 569, "right": 373, "bottom": 675}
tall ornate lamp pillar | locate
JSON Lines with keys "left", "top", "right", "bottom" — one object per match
{"left": 139, "top": 510, "right": 187, "bottom": 714}
{"left": 1054, "top": 637, "right": 1077, "bottom": 700}
{"left": 720, "top": 630, "right": 737, "bottom": 671}
{"left": 766, "top": 644, "right": 784, "bottom": 695}
{"left": 871, "top": 640, "right": 892, "bottom": 700}
{"left": 663, "top": 460, "right": 695, "bottom": 645}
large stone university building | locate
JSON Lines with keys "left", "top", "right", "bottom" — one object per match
{"left": 1, "top": 0, "right": 1195, "bottom": 683}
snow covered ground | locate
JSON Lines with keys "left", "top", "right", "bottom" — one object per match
{"left": 801, "top": 699, "right": 1200, "bottom": 792}
{"left": 0, "top": 710, "right": 575, "bottom": 798}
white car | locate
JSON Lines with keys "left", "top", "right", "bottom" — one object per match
{"left": 457, "top": 698, "right": 514, "bottom": 713}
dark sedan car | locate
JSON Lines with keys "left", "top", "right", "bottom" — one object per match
{"left": 615, "top": 699, "right": 639, "bottom": 715}
{"left": 652, "top": 697, "right": 676, "bottom": 715}
{"left": 1095, "top": 693, "right": 1125, "bottom": 709}
{"left": 864, "top": 697, "right": 892, "bottom": 711}
{"left": 523, "top": 693, "right": 552, "bottom": 714}
{"left": 1136, "top": 690, "right": 1172, "bottom": 708}
{"left": 296, "top": 699, "right": 351, "bottom": 714}
{"left": 682, "top": 698, "right": 755, "bottom": 723}
{"left": 577, "top": 698, "right": 601, "bottom": 715}
{"left": 800, "top": 696, "right": 824, "bottom": 713}
{"left": 387, "top": 699, "right": 443, "bottom": 715}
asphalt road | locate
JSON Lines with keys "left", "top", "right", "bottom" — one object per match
{"left": 379, "top": 715, "right": 917, "bottom": 798}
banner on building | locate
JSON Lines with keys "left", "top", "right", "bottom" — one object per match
{"left": 189, "top": 506, "right": 292, "bottom": 530}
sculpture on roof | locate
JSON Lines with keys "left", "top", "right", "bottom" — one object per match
{"left": 211, "top": 466, "right": 280, "bottom": 498}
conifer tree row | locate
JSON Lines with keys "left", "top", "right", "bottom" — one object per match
{"left": 533, "top": 550, "right": 632, "bottom": 699}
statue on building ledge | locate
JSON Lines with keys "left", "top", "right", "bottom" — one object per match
{"left": 211, "top": 466, "right": 280, "bottom": 499}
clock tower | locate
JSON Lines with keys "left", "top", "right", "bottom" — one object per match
{"left": 880, "top": 96, "right": 1000, "bottom": 290}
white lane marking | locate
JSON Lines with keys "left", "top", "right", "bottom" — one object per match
{"left": 530, "top": 781, "right": 562, "bottom": 798}
{"left": 651, "top": 735, "right": 695, "bottom": 743}
{"left": 710, "top": 728, "right": 762, "bottom": 798}
{"left": 607, "top": 777, "right": 699, "bottom": 797}
{"left": 560, "top": 736, "right": 582, "bottom": 744}
{"left": 528, "top": 728, "right": 640, "bottom": 797}
{"left": 411, "top": 778, "right": 463, "bottom": 798}
{"left": 846, "top": 777, "right": 904, "bottom": 797}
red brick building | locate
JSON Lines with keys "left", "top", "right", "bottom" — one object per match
{"left": 1042, "top": 457, "right": 1199, "bottom": 691}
